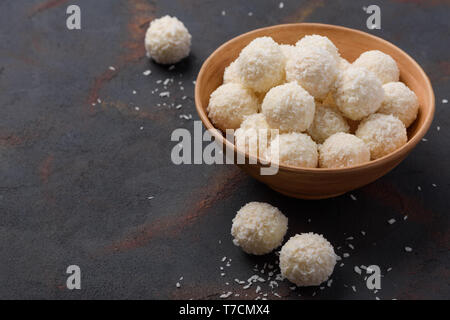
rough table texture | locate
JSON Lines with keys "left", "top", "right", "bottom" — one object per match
{"left": 0, "top": 0, "right": 448, "bottom": 299}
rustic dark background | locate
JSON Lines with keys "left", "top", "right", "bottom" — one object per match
{"left": 0, "top": 0, "right": 448, "bottom": 300}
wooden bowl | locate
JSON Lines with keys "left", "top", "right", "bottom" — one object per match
{"left": 195, "top": 23, "right": 435, "bottom": 199}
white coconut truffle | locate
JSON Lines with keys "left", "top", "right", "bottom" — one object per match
{"left": 378, "top": 82, "right": 419, "bottom": 128}
{"left": 319, "top": 132, "right": 370, "bottom": 168}
{"left": 235, "top": 114, "right": 272, "bottom": 158}
{"left": 267, "top": 132, "right": 318, "bottom": 168}
{"left": 231, "top": 202, "right": 288, "bottom": 255}
{"left": 144, "top": 15, "right": 191, "bottom": 65}
{"left": 307, "top": 105, "right": 350, "bottom": 143}
{"left": 333, "top": 66, "right": 384, "bottom": 120}
{"left": 236, "top": 37, "right": 285, "bottom": 92}
{"left": 338, "top": 57, "right": 351, "bottom": 71}
{"left": 262, "top": 82, "right": 315, "bottom": 132}
{"left": 356, "top": 113, "right": 407, "bottom": 160}
{"left": 280, "top": 44, "right": 296, "bottom": 60}
{"left": 296, "top": 35, "right": 340, "bottom": 62}
{"left": 280, "top": 233, "right": 337, "bottom": 287}
{"left": 353, "top": 50, "right": 399, "bottom": 84}
{"left": 223, "top": 60, "right": 240, "bottom": 84}
{"left": 286, "top": 46, "right": 338, "bottom": 100}
{"left": 207, "top": 83, "right": 258, "bottom": 131}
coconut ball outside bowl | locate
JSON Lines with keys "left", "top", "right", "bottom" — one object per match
{"left": 195, "top": 23, "right": 435, "bottom": 200}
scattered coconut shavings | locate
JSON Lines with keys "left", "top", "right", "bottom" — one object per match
{"left": 351, "top": 286, "right": 357, "bottom": 292}
{"left": 220, "top": 273, "right": 225, "bottom": 277}
{"left": 147, "top": 196, "right": 154, "bottom": 200}
{"left": 354, "top": 266, "right": 362, "bottom": 274}
{"left": 387, "top": 267, "right": 392, "bottom": 272}
{"left": 139, "top": 126, "right": 144, "bottom": 130}
{"left": 340, "top": 263, "right": 345, "bottom": 267}
{"left": 220, "top": 292, "right": 233, "bottom": 299}
{"left": 132, "top": 90, "right": 137, "bottom": 94}
{"left": 135, "top": 106, "right": 140, "bottom": 111}
{"left": 442, "top": 99, "right": 448, "bottom": 103}
{"left": 279, "top": 2, "right": 284, "bottom": 9}
{"left": 403, "top": 215, "right": 408, "bottom": 220}
{"left": 248, "top": 12, "right": 253, "bottom": 16}
{"left": 346, "top": 236, "right": 354, "bottom": 240}
{"left": 221, "top": 10, "right": 226, "bottom": 16}
{"left": 175, "top": 104, "right": 182, "bottom": 109}
{"left": 108, "top": 66, "right": 116, "bottom": 71}
{"left": 221, "top": 256, "right": 227, "bottom": 262}
{"left": 168, "top": 65, "right": 175, "bottom": 71}
{"left": 437, "top": 126, "right": 440, "bottom": 131}
{"left": 350, "top": 194, "right": 357, "bottom": 201}
{"left": 388, "top": 218, "right": 396, "bottom": 225}
{"left": 343, "top": 253, "right": 350, "bottom": 258}
{"left": 179, "top": 114, "right": 192, "bottom": 120}
{"left": 143, "top": 70, "right": 151, "bottom": 76}
{"left": 97, "top": 98, "right": 102, "bottom": 104}
{"left": 179, "top": 276, "right": 183, "bottom": 281}
{"left": 432, "top": 183, "right": 437, "bottom": 187}
{"left": 327, "top": 279, "right": 333, "bottom": 287}
{"left": 404, "top": 246, "right": 413, "bottom": 252}
{"left": 159, "top": 91, "right": 170, "bottom": 97}
{"left": 176, "top": 282, "right": 181, "bottom": 288}
{"left": 361, "top": 231, "right": 366, "bottom": 236}
{"left": 422, "top": 138, "right": 428, "bottom": 142}
{"left": 348, "top": 244, "right": 355, "bottom": 250}
{"left": 417, "top": 186, "right": 422, "bottom": 191}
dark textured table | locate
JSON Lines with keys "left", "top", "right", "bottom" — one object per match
{"left": 0, "top": 0, "right": 449, "bottom": 300}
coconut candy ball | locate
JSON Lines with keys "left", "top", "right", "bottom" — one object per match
{"left": 236, "top": 37, "right": 285, "bottom": 92}
{"left": 280, "top": 233, "right": 337, "bottom": 287}
{"left": 223, "top": 60, "right": 240, "bottom": 84}
{"left": 352, "top": 50, "right": 400, "bottom": 84}
{"left": 378, "top": 82, "right": 419, "bottom": 128}
{"left": 286, "top": 46, "right": 338, "bottom": 100}
{"left": 307, "top": 104, "right": 350, "bottom": 143}
{"left": 338, "top": 57, "right": 351, "bottom": 71}
{"left": 262, "top": 82, "right": 315, "bottom": 133}
{"left": 207, "top": 83, "right": 258, "bottom": 131}
{"left": 144, "top": 15, "right": 191, "bottom": 65}
{"left": 319, "top": 132, "right": 370, "bottom": 168}
{"left": 356, "top": 113, "right": 407, "bottom": 160}
{"left": 296, "top": 34, "right": 340, "bottom": 62}
{"left": 333, "top": 66, "right": 384, "bottom": 120}
{"left": 280, "top": 44, "right": 296, "bottom": 61}
{"left": 267, "top": 132, "right": 318, "bottom": 168}
{"left": 234, "top": 114, "right": 272, "bottom": 159}
{"left": 231, "top": 202, "right": 288, "bottom": 255}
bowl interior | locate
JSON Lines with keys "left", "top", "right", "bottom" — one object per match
{"left": 195, "top": 23, "right": 434, "bottom": 171}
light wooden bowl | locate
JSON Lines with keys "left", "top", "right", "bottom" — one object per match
{"left": 195, "top": 23, "right": 435, "bottom": 199}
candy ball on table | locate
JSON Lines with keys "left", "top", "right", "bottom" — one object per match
{"left": 378, "top": 82, "right": 419, "bottom": 128}
{"left": 319, "top": 132, "right": 370, "bottom": 168}
{"left": 262, "top": 82, "right": 315, "bottom": 133}
{"left": 333, "top": 66, "right": 384, "bottom": 120}
{"left": 267, "top": 132, "right": 318, "bottom": 168}
{"left": 280, "top": 233, "right": 337, "bottom": 287}
{"left": 352, "top": 50, "right": 400, "bottom": 84}
{"left": 144, "top": 16, "right": 191, "bottom": 65}
{"left": 231, "top": 202, "right": 288, "bottom": 255}
{"left": 286, "top": 46, "right": 338, "bottom": 100}
{"left": 356, "top": 113, "right": 407, "bottom": 160}
{"left": 236, "top": 37, "right": 286, "bottom": 93}
{"left": 207, "top": 83, "right": 259, "bottom": 131}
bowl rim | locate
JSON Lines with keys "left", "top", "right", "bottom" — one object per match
{"left": 195, "top": 22, "right": 435, "bottom": 173}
